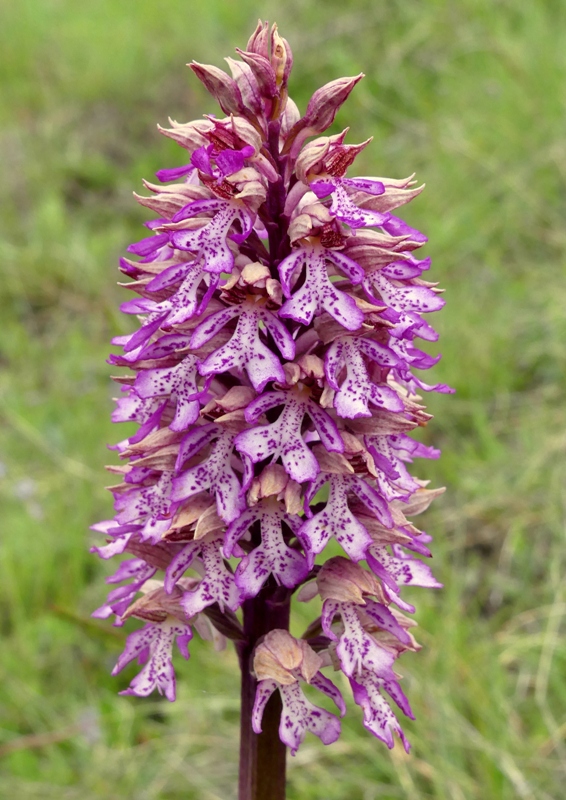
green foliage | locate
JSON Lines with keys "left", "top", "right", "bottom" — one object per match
{"left": 1, "top": 1, "right": 565, "bottom": 797}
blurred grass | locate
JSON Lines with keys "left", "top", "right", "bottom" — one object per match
{"left": 1, "top": 0, "right": 565, "bottom": 797}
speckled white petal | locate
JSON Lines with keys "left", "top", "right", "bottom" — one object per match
{"left": 235, "top": 511, "right": 308, "bottom": 597}
{"left": 298, "top": 475, "right": 372, "bottom": 565}
{"left": 113, "top": 621, "right": 192, "bottom": 703}
{"left": 172, "top": 431, "right": 244, "bottom": 523}
{"left": 322, "top": 600, "right": 397, "bottom": 680}
{"left": 169, "top": 200, "right": 253, "bottom": 274}
{"left": 164, "top": 540, "right": 201, "bottom": 593}
{"left": 279, "top": 681, "right": 341, "bottom": 755}
{"left": 278, "top": 246, "right": 364, "bottom": 331}
{"left": 236, "top": 396, "right": 319, "bottom": 484}
{"left": 181, "top": 536, "right": 242, "bottom": 614}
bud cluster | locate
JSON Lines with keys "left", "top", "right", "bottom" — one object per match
{"left": 93, "top": 21, "right": 450, "bottom": 755}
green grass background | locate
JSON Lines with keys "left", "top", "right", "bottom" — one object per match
{"left": 1, "top": 0, "right": 565, "bottom": 797}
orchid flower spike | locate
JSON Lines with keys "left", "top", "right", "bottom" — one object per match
{"left": 93, "top": 20, "right": 451, "bottom": 787}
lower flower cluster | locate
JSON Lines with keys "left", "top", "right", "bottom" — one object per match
{"left": 93, "top": 21, "right": 450, "bottom": 756}
{"left": 93, "top": 388, "right": 443, "bottom": 752}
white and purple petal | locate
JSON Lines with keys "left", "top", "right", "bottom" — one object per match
{"left": 181, "top": 538, "right": 242, "bottom": 615}
{"left": 349, "top": 669, "right": 411, "bottom": 752}
{"left": 233, "top": 509, "right": 308, "bottom": 597}
{"left": 279, "top": 681, "right": 342, "bottom": 755}
{"left": 113, "top": 621, "right": 192, "bottom": 702}
{"left": 278, "top": 246, "right": 364, "bottom": 331}
{"left": 299, "top": 474, "right": 372, "bottom": 565}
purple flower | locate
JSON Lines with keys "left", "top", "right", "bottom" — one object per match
{"left": 278, "top": 244, "right": 365, "bottom": 330}
{"left": 324, "top": 335, "right": 403, "bottom": 417}
{"left": 134, "top": 354, "right": 202, "bottom": 432}
{"left": 112, "top": 620, "right": 192, "bottom": 702}
{"left": 172, "top": 423, "right": 245, "bottom": 523}
{"left": 92, "top": 558, "right": 157, "bottom": 621}
{"left": 224, "top": 498, "right": 308, "bottom": 597}
{"left": 350, "top": 667, "right": 413, "bottom": 752}
{"left": 190, "top": 300, "right": 295, "bottom": 391}
{"left": 310, "top": 178, "right": 389, "bottom": 229}
{"left": 164, "top": 531, "right": 242, "bottom": 615}
{"left": 253, "top": 679, "right": 342, "bottom": 756}
{"left": 252, "top": 631, "right": 345, "bottom": 755}
{"left": 234, "top": 388, "right": 344, "bottom": 485}
{"left": 93, "top": 22, "right": 448, "bottom": 772}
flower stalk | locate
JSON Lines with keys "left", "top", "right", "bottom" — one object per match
{"left": 238, "top": 590, "right": 290, "bottom": 800}
{"left": 92, "top": 20, "right": 452, "bottom": 799}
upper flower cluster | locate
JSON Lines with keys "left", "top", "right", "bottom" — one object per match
{"left": 93, "top": 21, "right": 450, "bottom": 755}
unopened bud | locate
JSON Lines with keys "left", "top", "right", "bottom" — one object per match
{"left": 246, "top": 19, "right": 270, "bottom": 58}
{"left": 236, "top": 49, "right": 277, "bottom": 98}
{"left": 216, "top": 385, "right": 256, "bottom": 412}
{"left": 240, "top": 262, "right": 271, "bottom": 287}
{"left": 270, "top": 25, "right": 293, "bottom": 88}
{"left": 122, "top": 583, "right": 186, "bottom": 624}
{"left": 225, "top": 57, "right": 263, "bottom": 117}
{"left": 253, "top": 629, "right": 323, "bottom": 684}
{"left": 283, "top": 75, "right": 364, "bottom": 155}
{"left": 317, "top": 556, "right": 380, "bottom": 603}
{"left": 304, "top": 75, "right": 364, "bottom": 132}
{"left": 194, "top": 505, "right": 224, "bottom": 539}
{"left": 281, "top": 97, "right": 301, "bottom": 136}
{"left": 189, "top": 62, "right": 244, "bottom": 116}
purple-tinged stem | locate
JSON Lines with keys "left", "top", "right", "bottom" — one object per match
{"left": 237, "top": 587, "right": 291, "bottom": 800}
{"left": 264, "top": 120, "right": 291, "bottom": 275}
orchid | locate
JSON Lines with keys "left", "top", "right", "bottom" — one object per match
{"left": 93, "top": 21, "right": 450, "bottom": 800}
